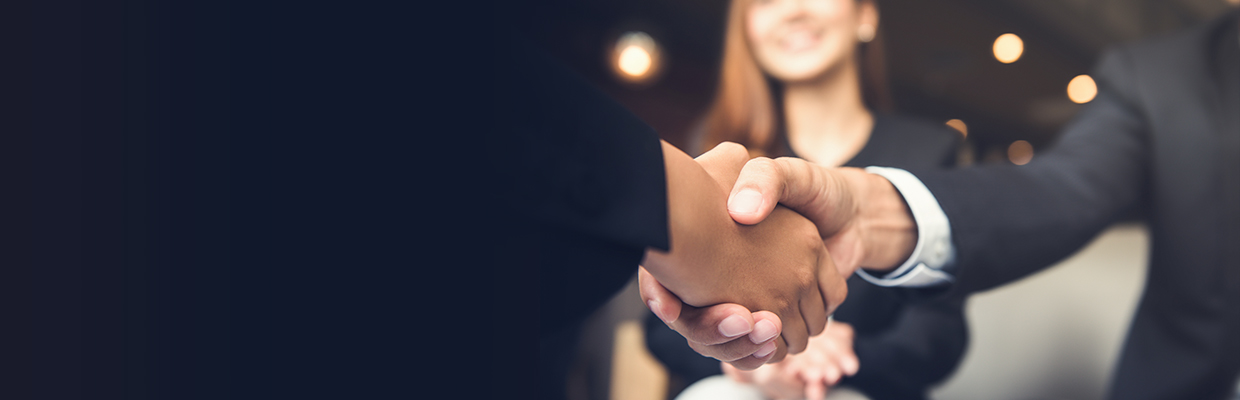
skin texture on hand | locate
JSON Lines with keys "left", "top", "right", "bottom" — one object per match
{"left": 640, "top": 153, "right": 919, "bottom": 370}
{"left": 721, "top": 321, "right": 859, "bottom": 400}
{"left": 640, "top": 142, "right": 848, "bottom": 364}
{"left": 726, "top": 157, "right": 918, "bottom": 275}
{"left": 639, "top": 266, "right": 783, "bottom": 370}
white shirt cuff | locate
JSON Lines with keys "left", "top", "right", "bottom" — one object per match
{"left": 854, "top": 166, "right": 956, "bottom": 288}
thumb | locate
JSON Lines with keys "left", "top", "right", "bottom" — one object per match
{"left": 727, "top": 157, "right": 787, "bottom": 225}
{"left": 730, "top": 157, "right": 858, "bottom": 239}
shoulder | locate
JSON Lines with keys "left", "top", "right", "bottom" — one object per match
{"left": 1112, "top": 10, "right": 1231, "bottom": 61}
{"left": 1092, "top": 11, "right": 1234, "bottom": 100}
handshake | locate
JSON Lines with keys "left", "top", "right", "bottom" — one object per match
{"left": 638, "top": 141, "right": 920, "bottom": 370}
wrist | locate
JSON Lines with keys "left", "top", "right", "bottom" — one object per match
{"left": 854, "top": 170, "right": 917, "bottom": 272}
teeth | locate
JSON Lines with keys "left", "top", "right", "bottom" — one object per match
{"left": 783, "top": 32, "right": 815, "bottom": 51}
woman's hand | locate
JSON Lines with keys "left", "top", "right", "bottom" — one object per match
{"left": 721, "top": 321, "right": 860, "bottom": 400}
{"left": 723, "top": 357, "right": 805, "bottom": 400}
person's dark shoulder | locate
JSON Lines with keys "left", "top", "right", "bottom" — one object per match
{"left": 1117, "top": 9, "right": 1234, "bottom": 63}
{"left": 861, "top": 113, "right": 963, "bottom": 169}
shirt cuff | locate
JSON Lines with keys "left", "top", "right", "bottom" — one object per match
{"left": 854, "top": 166, "right": 956, "bottom": 288}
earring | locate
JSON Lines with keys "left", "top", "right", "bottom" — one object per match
{"left": 857, "top": 24, "right": 875, "bottom": 43}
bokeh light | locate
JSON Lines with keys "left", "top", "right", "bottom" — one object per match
{"left": 1008, "top": 140, "right": 1034, "bottom": 165}
{"left": 1067, "top": 74, "right": 1097, "bottom": 104}
{"left": 618, "top": 46, "right": 652, "bottom": 77}
{"left": 613, "top": 31, "right": 661, "bottom": 84}
{"left": 993, "top": 33, "right": 1024, "bottom": 64}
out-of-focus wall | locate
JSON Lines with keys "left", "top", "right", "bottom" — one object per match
{"left": 931, "top": 223, "right": 1149, "bottom": 400}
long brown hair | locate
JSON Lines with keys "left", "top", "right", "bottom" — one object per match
{"left": 699, "top": 0, "right": 892, "bottom": 157}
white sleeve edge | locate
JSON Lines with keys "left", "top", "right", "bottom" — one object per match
{"left": 854, "top": 166, "right": 955, "bottom": 288}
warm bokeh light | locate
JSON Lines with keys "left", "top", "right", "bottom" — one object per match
{"left": 1008, "top": 140, "right": 1034, "bottom": 165}
{"left": 993, "top": 33, "right": 1024, "bottom": 64}
{"left": 945, "top": 119, "right": 968, "bottom": 137}
{"left": 618, "top": 45, "right": 652, "bottom": 77}
{"left": 1067, "top": 74, "right": 1097, "bottom": 104}
{"left": 613, "top": 31, "right": 661, "bottom": 83}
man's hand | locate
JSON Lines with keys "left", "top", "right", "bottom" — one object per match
{"left": 638, "top": 267, "right": 783, "bottom": 369}
{"left": 640, "top": 142, "right": 848, "bottom": 364}
{"left": 725, "top": 157, "right": 918, "bottom": 275}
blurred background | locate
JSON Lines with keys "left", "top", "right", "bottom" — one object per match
{"left": 522, "top": 0, "right": 1231, "bottom": 164}
{"left": 522, "top": 0, "right": 1235, "bottom": 399}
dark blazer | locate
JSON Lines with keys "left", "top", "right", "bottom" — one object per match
{"left": 497, "top": 32, "right": 676, "bottom": 400}
{"left": 646, "top": 115, "right": 970, "bottom": 400}
{"left": 498, "top": 34, "right": 670, "bottom": 339}
{"left": 912, "top": 11, "right": 1240, "bottom": 400}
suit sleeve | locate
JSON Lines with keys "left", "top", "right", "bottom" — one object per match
{"left": 494, "top": 34, "right": 671, "bottom": 335}
{"left": 912, "top": 47, "right": 1150, "bottom": 295}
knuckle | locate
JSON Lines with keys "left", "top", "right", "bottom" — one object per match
{"left": 785, "top": 335, "right": 808, "bottom": 354}
{"left": 831, "top": 281, "right": 848, "bottom": 304}
{"left": 794, "top": 264, "right": 818, "bottom": 290}
{"left": 773, "top": 298, "right": 796, "bottom": 319}
{"left": 715, "top": 141, "right": 749, "bottom": 158}
{"left": 746, "top": 157, "right": 779, "bottom": 176}
{"left": 767, "top": 348, "right": 787, "bottom": 364}
{"left": 690, "top": 337, "right": 756, "bottom": 362}
{"left": 717, "top": 345, "right": 756, "bottom": 362}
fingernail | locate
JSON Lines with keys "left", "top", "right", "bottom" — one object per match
{"left": 728, "top": 189, "right": 763, "bottom": 216}
{"left": 648, "top": 300, "right": 670, "bottom": 324}
{"left": 719, "top": 315, "right": 752, "bottom": 338}
{"left": 753, "top": 341, "right": 777, "bottom": 359}
{"left": 750, "top": 319, "right": 778, "bottom": 344}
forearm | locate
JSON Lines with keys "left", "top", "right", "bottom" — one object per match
{"left": 833, "top": 167, "right": 919, "bottom": 273}
{"left": 641, "top": 141, "right": 740, "bottom": 307}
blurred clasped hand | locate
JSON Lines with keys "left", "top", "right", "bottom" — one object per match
{"left": 722, "top": 321, "right": 860, "bottom": 400}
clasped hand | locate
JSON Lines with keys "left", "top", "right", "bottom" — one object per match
{"left": 642, "top": 142, "right": 912, "bottom": 370}
{"left": 639, "top": 142, "right": 849, "bottom": 368}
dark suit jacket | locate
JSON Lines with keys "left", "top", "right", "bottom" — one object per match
{"left": 913, "top": 11, "right": 1240, "bottom": 400}
{"left": 496, "top": 30, "right": 675, "bottom": 400}
{"left": 646, "top": 115, "right": 970, "bottom": 400}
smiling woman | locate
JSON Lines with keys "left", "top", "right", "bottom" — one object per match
{"left": 700, "top": 0, "right": 891, "bottom": 159}
{"left": 746, "top": 0, "right": 875, "bottom": 83}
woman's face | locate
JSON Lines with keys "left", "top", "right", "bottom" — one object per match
{"left": 745, "top": 0, "right": 873, "bottom": 83}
